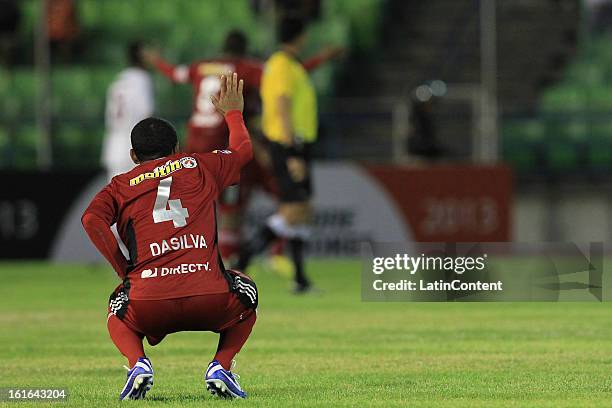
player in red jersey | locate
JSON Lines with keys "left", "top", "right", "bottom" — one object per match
{"left": 145, "top": 30, "right": 336, "bottom": 153}
{"left": 144, "top": 31, "right": 342, "bottom": 261}
{"left": 82, "top": 73, "right": 255, "bottom": 400}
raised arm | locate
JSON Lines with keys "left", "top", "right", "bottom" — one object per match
{"left": 143, "top": 48, "right": 190, "bottom": 84}
{"left": 302, "top": 45, "right": 345, "bottom": 72}
{"left": 81, "top": 186, "right": 129, "bottom": 279}
{"left": 211, "top": 72, "right": 252, "bottom": 167}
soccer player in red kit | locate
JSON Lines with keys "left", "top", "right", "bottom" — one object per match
{"left": 82, "top": 73, "right": 255, "bottom": 400}
{"left": 145, "top": 31, "right": 342, "bottom": 260}
{"left": 146, "top": 30, "right": 335, "bottom": 153}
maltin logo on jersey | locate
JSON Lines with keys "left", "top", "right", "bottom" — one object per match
{"left": 129, "top": 156, "right": 198, "bottom": 186}
{"left": 213, "top": 149, "right": 232, "bottom": 155}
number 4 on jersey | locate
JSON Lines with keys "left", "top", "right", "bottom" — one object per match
{"left": 153, "top": 177, "right": 189, "bottom": 228}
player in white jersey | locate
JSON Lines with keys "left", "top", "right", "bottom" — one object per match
{"left": 102, "top": 41, "right": 154, "bottom": 179}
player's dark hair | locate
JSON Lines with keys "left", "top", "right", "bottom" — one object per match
{"left": 278, "top": 16, "right": 306, "bottom": 44}
{"left": 128, "top": 40, "right": 145, "bottom": 67}
{"left": 223, "top": 29, "right": 248, "bottom": 56}
{"left": 131, "top": 117, "right": 178, "bottom": 161}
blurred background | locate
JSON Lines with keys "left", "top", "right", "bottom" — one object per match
{"left": 1, "top": 0, "right": 609, "bottom": 262}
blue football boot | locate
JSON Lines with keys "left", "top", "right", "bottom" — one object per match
{"left": 119, "top": 357, "right": 153, "bottom": 400}
{"left": 205, "top": 359, "right": 247, "bottom": 399}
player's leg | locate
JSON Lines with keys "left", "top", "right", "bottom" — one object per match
{"left": 236, "top": 142, "right": 313, "bottom": 291}
{"left": 238, "top": 207, "right": 311, "bottom": 291}
{"left": 114, "top": 273, "right": 257, "bottom": 400}
{"left": 213, "top": 311, "right": 257, "bottom": 370}
{"left": 204, "top": 308, "right": 256, "bottom": 399}
{"left": 220, "top": 155, "right": 266, "bottom": 262}
{"left": 234, "top": 142, "right": 292, "bottom": 270}
{"left": 107, "top": 314, "right": 145, "bottom": 367}
{"left": 282, "top": 143, "right": 313, "bottom": 291}
{"left": 279, "top": 202, "right": 312, "bottom": 291}
{"left": 169, "top": 277, "right": 258, "bottom": 362}
{"left": 191, "top": 271, "right": 258, "bottom": 399}
{"left": 138, "top": 290, "right": 257, "bottom": 399}
{"left": 234, "top": 219, "right": 278, "bottom": 271}
{"left": 127, "top": 291, "right": 257, "bottom": 398}
{"left": 107, "top": 286, "right": 154, "bottom": 400}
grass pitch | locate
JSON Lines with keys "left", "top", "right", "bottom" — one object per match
{"left": 1, "top": 260, "right": 612, "bottom": 407}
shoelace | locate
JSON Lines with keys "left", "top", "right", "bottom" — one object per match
{"left": 229, "top": 359, "right": 240, "bottom": 381}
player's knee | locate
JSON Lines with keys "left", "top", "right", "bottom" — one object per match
{"left": 279, "top": 203, "right": 310, "bottom": 225}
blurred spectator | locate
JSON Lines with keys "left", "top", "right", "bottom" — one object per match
{"left": 0, "top": 0, "right": 20, "bottom": 66}
{"left": 408, "top": 85, "right": 443, "bottom": 160}
{"left": 47, "top": 0, "right": 80, "bottom": 61}
{"left": 102, "top": 41, "right": 154, "bottom": 179}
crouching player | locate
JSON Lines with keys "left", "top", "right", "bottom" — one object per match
{"left": 82, "top": 73, "right": 256, "bottom": 400}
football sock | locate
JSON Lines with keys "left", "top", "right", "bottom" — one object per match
{"left": 107, "top": 314, "right": 145, "bottom": 367}
{"left": 288, "top": 237, "right": 309, "bottom": 287}
{"left": 214, "top": 311, "right": 257, "bottom": 370}
{"left": 235, "top": 225, "right": 277, "bottom": 270}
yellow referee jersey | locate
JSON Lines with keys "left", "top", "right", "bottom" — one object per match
{"left": 260, "top": 50, "right": 317, "bottom": 144}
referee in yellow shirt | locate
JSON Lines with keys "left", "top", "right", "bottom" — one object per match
{"left": 236, "top": 16, "right": 319, "bottom": 293}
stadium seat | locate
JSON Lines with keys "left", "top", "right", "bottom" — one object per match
{"left": 0, "top": 125, "right": 10, "bottom": 167}
{"left": 502, "top": 119, "right": 544, "bottom": 174}
{"left": 542, "top": 116, "right": 585, "bottom": 173}
{"left": 54, "top": 123, "right": 102, "bottom": 169}
{"left": 13, "top": 125, "right": 38, "bottom": 169}
{"left": 11, "top": 70, "right": 37, "bottom": 116}
{"left": 6, "top": 0, "right": 374, "bottom": 169}
{"left": 586, "top": 122, "right": 612, "bottom": 173}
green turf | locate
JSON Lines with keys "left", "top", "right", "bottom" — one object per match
{"left": 1, "top": 260, "right": 612, "bottom": 407}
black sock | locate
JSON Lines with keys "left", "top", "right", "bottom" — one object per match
{"left": 288, "top": 238, "right": 309, "bottom": 287}
{"left": 235, "top": 225, "right": 277, "bottom": 270}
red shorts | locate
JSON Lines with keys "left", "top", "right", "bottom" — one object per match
{"left": 108, "top": 270, "right": 258, "bottom": 345}
{"left": 108, "top": 291, "right": 253, "bottom": 345}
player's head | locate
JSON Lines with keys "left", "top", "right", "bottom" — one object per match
{"left": 128, "top": 40, "right": 146, "bottom": 68}
{"left": 130, "top": 117, "right": 178, "bottom": 163}
{"left": 223, "top": 30, "right": 248, "bottom": 57}
{"left": 278, "top": 16, "right": 307, "bottom": 49}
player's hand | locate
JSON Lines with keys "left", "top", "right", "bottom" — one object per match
{"left": 211, "top": 72, "right": 244, "bottom": 116}
{"left": 287, "top": 157, "right": 306, "bottom": 182}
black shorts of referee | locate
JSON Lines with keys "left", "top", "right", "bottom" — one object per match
{"left": 267, "top": 141, "right": 312, "bottom": 203}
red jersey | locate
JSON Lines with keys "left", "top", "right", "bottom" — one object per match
{"left": 153, "top": 54, "right": 328, "bottom": 136}
{"left": 82, "top": 111, "right": 252, "bottom": 301}
{"left": 155, "top": 58, "right": 262, "bottom": 132}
